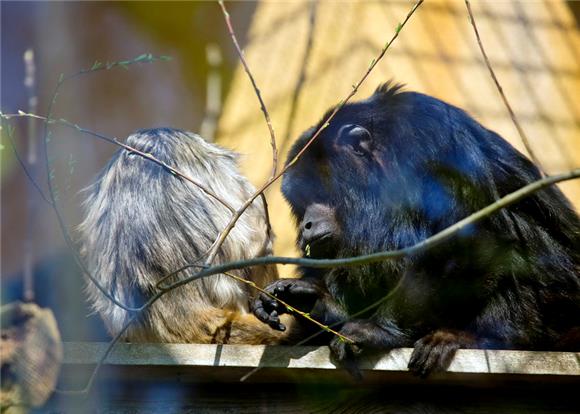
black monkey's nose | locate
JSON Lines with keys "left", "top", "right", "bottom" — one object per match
{"left": 299, "top": 204, "right": 339, "bottom": 253}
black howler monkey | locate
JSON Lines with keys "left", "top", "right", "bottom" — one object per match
{"left": 253, "top": 83, "right": 580, "bottom": 376}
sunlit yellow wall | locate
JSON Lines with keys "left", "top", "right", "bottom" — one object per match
{"left": 216, "top": 0, "right": 580, "bottom": 277}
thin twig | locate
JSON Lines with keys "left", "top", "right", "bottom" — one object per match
{"left": 168, "top": 168, "right": 580, "bottom": 289}
{"left": 464, "top": 0, "right": 542, "bottom": 169}
{"left": 2, "top": 124, "right": 52, "bottom": 205}
{"left": 40, "top": 75, "right": 136, "bottom": 311}
{"left": 153, "top": 261, "right": 352, "bottom": 343}
{"left": 259, "top": 192, "right": 274, "bottom": 244}
{"left": 55, "top": 312, "right": 138, "bottom": 395}
{"left": 2, "top": 112, "right": 235, "bottom": 214}
{"left": 222, "top": 271, "right": 353, "bottom": 343}
{"left": 18, "top": 54, "right": 211, "bottom": 313}
{"left": 205, "top": 0, "right": 424, "bottom": 265}
{"left": 286, "top": 0, "right": 423, "bottom": 170}
{"left": 1, "top": 110, "right": 235, "bottom": 311}
{"left": 239, "top": 262, "right": 409, "bottom": 382}
{"left": 219, "top": 1, "right": 278, "bottom": 180}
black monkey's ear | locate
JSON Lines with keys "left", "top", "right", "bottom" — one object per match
{"left": 337, "top": 124, "right": 372, "bottom": 156}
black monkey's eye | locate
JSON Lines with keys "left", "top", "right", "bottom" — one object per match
{"left": 337, "top": 124, "right": 372, "bottom": 156}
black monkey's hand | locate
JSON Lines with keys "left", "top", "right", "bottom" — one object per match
{"left": 329, "top": 322, "right": 365, "bottom": 361}
{"left": 329, "top": 320, "right": 371, "bottom": 379}
{"left": 408, "top": 330, "right": 477, "bottom": 378}
{"left": 330, "top": 319, "right": 412, "bottom": 379}
{"left": 252, "top": 278, "right": 321, "bottom": 331}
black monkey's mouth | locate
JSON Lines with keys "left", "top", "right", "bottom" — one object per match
{"left": 300, "top": 233, "right": 335, "bottom": 258}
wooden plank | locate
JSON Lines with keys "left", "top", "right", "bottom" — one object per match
{"left": 50, "top": 343, "right": 580, "bottom": 413}
{"left": 63, "top": 342, "right": 580, "bottom": 377}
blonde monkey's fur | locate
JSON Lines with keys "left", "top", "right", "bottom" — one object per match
{"left": 79, "top": 128, "right": 291, "bottom": 344}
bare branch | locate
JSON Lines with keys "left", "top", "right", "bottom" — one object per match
{"left": 219, "top": 1, "right": 278, "bottom": 179}
{"left": 464, "top": 0, "right": 542, "bottom": 169}
{"left": 2, "top": 112, "right": 235, "bottom": 214}
{"left": 56, "top": 167, "right": 579, "bottom": 393}
{"left": 55, "top": 312, "right": 138, "bottom": 395}
{"left": 239, "top": 261, "right": 409, "bottom": 382}
{"left": 285, "top": 0, "right": 423, "bottom": 170}
{"left": 0, "top": 54, "right": 211, "bottom": 313}
{"left": 222, "top": 271, "right": 354, "bottom": 343}
{"left": 172, "top": 168, "right": 580, "bottom": 288}
{"left": 2, "top": 123, "right": 52, "bottom": 206}
{"left": 205, "top": 0, "right": 424, "bottom": 265}
{"left": 40, "top": 74, "right": 135, "bottom": 312}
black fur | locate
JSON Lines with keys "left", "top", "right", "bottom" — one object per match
{"left": 254, "top": 83, "right": 580, "bottom": 376}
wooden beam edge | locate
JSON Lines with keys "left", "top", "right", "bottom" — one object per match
{"left": 63, "top": 342, "right": 580, "bottom": 376}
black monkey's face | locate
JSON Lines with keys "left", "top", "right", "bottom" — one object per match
{"left": 282, "top": 82, "right": 498, "bottom": 257}
{"left": 282, "top": 90, "right": 403, "bottom": 258}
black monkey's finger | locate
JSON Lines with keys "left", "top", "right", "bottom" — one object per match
{"left": 419, "top": 346, "right": 452, "bottom": 379}
{"left": 350, "top": 343, "right": 362, "bottom": 356}
{"left": 252, "top": 302, "right": 272, "bottom": 323}
{"left": 428, "top": 348, "right": 448, "bottom": 376}
{"left": 258, "top": 292, "right": 282, "bottom": 312}
{"left": 329, "top": 338, "right": 363, "bottom": 380}
{"left": 287, "top": 283, "right": 318, "bottom": 296}
{"left": 408, "top": 348, "right": 422, "bottom": 370}
{"left": 268, "top": 319, "right": 286, "bottom": 331}
{"left": 408, "top": 340, "right": 423, "bottom": 369}
{"left": 330, "top": 337, "right": 361, "bottom": 362}
{"left": 253, "top": 299, "right": 286, "bottom": 331}
{"left": 273, "top": 283, "right": 291, "bottom": 296}
{"left": 267, "top": 311, "right": 287, "bottom": 331}
{"left": 430, "top": 343, "right": 459, "bottom": 374}
{"left": 419, "top": 349, "right": 441, "bottom": 378}
{"left": 409, "top": 341, "right": 434, "bottom": 375}
{"left": 329, "top": 337, "right": 347, "bottom": 362}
